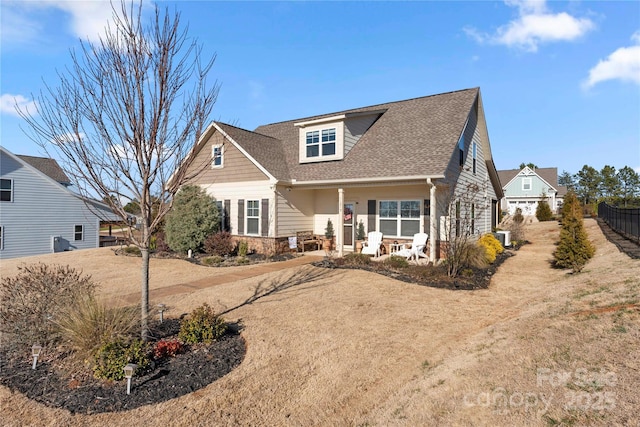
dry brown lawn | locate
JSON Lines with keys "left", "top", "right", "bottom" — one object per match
{"left": 1, "top": 219, "right": 638, "bottom": 426}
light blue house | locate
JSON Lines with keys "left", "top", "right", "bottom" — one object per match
{"left": 0, "top": 146, "right": 117, "bottom": 260}
{"left": 498, "top": 166, "right": 567, "bottom": 216}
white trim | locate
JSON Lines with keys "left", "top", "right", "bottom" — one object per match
{"left": 211, "top": 144, "right": 223, "bottom": 168}
{"left": 294, "top": 114, "right": 346, "bottom": 127}
{"left": 0, "top": 225, "right": 4, "bottom": 250}
{"left": 0, "top": 178, "right": 14, "bottom": 202}
{"left": 212, "top": 123, "right": 277, "bottom": 182}
{"left": 298, "top": 122, "right": 345, "bottom": 163}
{"left": 245, "top": 199, "right": 260, "bottom": 236}
{"left": 378, "top": 199, "right": 422, "bottom": 238}
{"left": 74, "top": 224, "right": 84, "bottom": 241}
{"left": 522, "top": 177, "right": 532, "bottom": 191}
{"left": 290, "top": 174, "right": 445, "bottom": 188}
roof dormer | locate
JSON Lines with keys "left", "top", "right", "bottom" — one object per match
{"left": 295, "top": 115, "right": 345, "bottom": 164}
{"left": 294, "top": 110, "right": 386, "bottom": 164}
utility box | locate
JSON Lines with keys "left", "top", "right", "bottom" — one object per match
{"left": 496, "top": 230, "right": 512, "bottom": 247}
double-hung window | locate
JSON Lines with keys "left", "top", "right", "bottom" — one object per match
{"left": 246, "top": 200, "right": 260, "bottom": 235}
{"left": 306, "top": 131, "right": 320, "bottom": 157}
{"left": 379, "top": 200, "right": 421, "bottom": 237}
{"left": 1, "top": 179, "right": 13, "bottom": 202}
{"left": 522, "top": 178, "right": 532, "bottom": 191}
{"left": 74, "top": 225, "right": 83, "bottom": 241}
{"left": 212, "top": 145, "right": 223, "bottom": 168}
{"left": 306, "top": 128, "right": 336, "bottom": 158}
{"left": 321, "top": 128, "right": 336, "bottom": 155}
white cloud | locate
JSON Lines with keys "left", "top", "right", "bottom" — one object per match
{"left": 46, "top": 0, "right": 116, "bottom": 43}
{"left": 51, "top": 132, "right": 85, "bottom": 146}
{"left": 2, "top": 0, "right": 147, "bottom": 45}
{"left": 0, "top": 94, "right": 37, "bottom": 117}
{"left": 465, "top": 0, "right": 594, "bottom": 52}
{"left": 583, "top": 31, "right": 640, "bottom": 89}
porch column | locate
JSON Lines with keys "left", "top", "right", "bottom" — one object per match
{"left": 429, "top": 180, "right": 437, "bottom": 264}
{"left": 338, "top": 188, "right": 344, "bottom": 257}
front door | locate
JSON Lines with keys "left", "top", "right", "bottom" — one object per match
{"left": 343, "top": 202, "right": 354, "bottom": 247}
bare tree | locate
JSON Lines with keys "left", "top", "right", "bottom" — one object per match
{"left": 19, "top": 1, "right": 219, "bottom": 340}
{"left": 439, "top": 182, "right": 486, "bottom": 277}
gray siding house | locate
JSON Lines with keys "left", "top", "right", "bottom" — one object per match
{"left": 182, "top": 87, "right": 504, "bottom": 262}
{"left": 0, "top": 146, "right": 116, "bottom": 260}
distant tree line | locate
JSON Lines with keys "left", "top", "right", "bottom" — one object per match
{"left": 558, "top": 165, "right": 640, "bottom": 208}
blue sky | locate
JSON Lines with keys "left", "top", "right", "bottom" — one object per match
{"left": 1, "top": 0, "right": 639, "bottom": 176}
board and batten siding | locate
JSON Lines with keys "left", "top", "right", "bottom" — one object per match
{"left": 0, "top": 151, "right": 111, "bottom": 260}
{"left": 185, "top": 131, "right": 269, "bottom": 185}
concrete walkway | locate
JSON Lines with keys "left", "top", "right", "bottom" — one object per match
{"left": 118, "top": 254, "right": 324, "bottom": 305}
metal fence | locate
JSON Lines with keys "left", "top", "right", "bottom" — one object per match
{"left": 598, "top": 202, "right": 640, "bottom": 243}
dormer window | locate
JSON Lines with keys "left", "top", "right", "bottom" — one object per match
{"left": 321, "top": 129, "right": 336, "bottom": 155}
{"left": 296, "top": 117, "right": 345, "bottom": 163}
{"left": 306, "top": 128, "right": 337, "bottom": 158}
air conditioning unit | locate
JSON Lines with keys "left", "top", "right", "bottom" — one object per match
{"left": 496, "top": 230, "right": 512, "bottom": 247}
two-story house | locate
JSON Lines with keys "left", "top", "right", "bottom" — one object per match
{"left": 183, "top": 87, "right": 503, "bottom": 262}
{"left": 0, "top": 146, "right": 117, "bottom": 259}
{"left": 498, "top": 166, "right": 567, "bottom": 216}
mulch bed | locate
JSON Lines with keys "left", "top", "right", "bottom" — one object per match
{"left": 313, "top": 244, "right": 524, "bottom": 290}
{"left": 0, "top": 320, "right": 246, "bottom": 414}
{"left": 115, "top": 247, "right": 301, "bottom": 267}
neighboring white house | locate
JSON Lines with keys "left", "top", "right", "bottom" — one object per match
{"left": 181, "top": 87, "right": 504, "bottom": 262}
{"left": 498, "top": 166, "right": 567, "bottom": 216}
{"left": 0, "top": 146, "right": 117, "bottom": 259}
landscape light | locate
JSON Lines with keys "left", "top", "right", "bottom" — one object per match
{"left": 123, "top": 363, "right": 137, "bottom": 395}
{"left": 158, "top": 304, "right": 166, "bottom": 323}
{"left": 31, "top": 344, "right": 42, "bottom": 370}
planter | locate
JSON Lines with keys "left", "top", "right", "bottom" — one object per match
{"left": 322, "top": 238, "right": 333, "bottom": 251}
{"left": 355, "top": 240, "right": 363, "bottom": 253}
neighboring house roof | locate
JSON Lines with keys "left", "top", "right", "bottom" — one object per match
{"left": 15, "top": 154, "right": 72, "bottom": 186}
{"left": 252, "top": 87, "right": 481, "bottom": 182}
{"left": 499, "top": 167, "right": 560, "bottom": 193}
{"left": 2, "top": 147, "right": 116, "bottom": 218}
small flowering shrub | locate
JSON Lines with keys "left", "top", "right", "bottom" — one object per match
{"left": 478, "top": 233, "right": 504, "bottom": 264}
{"left": 154, "top": 339, "right": 184, "bottom": 359}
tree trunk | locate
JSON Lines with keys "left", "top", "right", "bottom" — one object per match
{"left": 141, "top": 247, "right": 150, "bottom": 341}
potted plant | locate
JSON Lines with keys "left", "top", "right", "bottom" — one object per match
{"left": 355, "top": 220, "right": 366, "bottom": 253}
{"left": 323, "top": 218, "right": 334, "bottom": 251}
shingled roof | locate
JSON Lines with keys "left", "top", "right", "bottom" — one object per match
{"left": 498, "top": 167, "right": 559, "bottom": 191}
{"left": 16, "top": 154, "right": 71, "bottom": 186}
{"left": 248, "top": 87, "right": 480, "bottom": 182}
